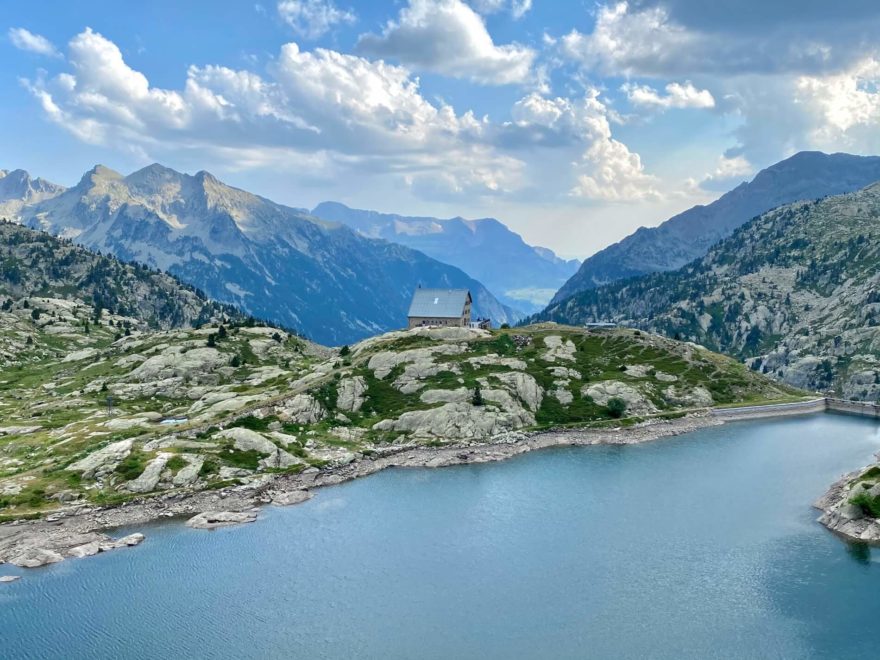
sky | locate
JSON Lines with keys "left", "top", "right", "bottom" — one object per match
{"left": 2, "top": 1, "right": 880, "bottom": 259}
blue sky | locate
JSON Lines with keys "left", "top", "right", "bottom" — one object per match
{"left": 3, "top": 1, "right": 880, "bottom": 258}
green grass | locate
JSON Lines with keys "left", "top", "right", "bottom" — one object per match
{"left": 851, "top": 489, "right": 880, "bottom": 518}
{"left": 114, "top": 449, "right": 150, "bottom": 481}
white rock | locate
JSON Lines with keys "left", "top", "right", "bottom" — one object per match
{"left": 543, "top": 335, "right": 576, "bottom": 362}
{"left": 583, "top": 381, "right": 657, "bottom": 415}
{"left": 67, "top": 439, "right": 133, "bottom": 479}
{"left": 9, "top": 548, "right": 65, "bottom": 568}
{"left": 492, "top": 372, "right": 543, "bottom": 411}
{"left": 271, "top": 490, "right": 313, "bottom": 506}
{"left": 337, "top": 376, "right": 367, "bottom": 412}
{"left": 186, "top": 511, "right": 258, "bottom": 529}
{"left": 125, "top": 452, "right": 173, "bottom": 493}
{"left": 172, "top": 456, "right": 205, "bottom": 486}
{"left": 0, "top": 575, "right": 20, "bottom": 583}
{"left": 275, "top": 393, "right": 325, "bottom": 424}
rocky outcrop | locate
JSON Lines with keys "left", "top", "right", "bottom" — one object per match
{"left": 373, "top": 401, "right": 534, "bottom": 440}
{"left": 275, "top": 394, "right": 325, "bottom": 425}
{"left": 186, "top": 511, "right": 258, "bottom": 529}
{"left": 172, "top": 456, "right": 205, "bottom": 486}
{"left": 492, "top": 372, "right": 543, "bottom": 411}
{"left": 8, "top": 547, "right": 65, "bottom": 568}
{"left": 542, "top": 335, "right": 576, "bottom": 362}
{"left": 583, "top": 381, "right": 657, "bottom": 415}
{"left": 125, "top": 453, "right": 173, "bottom": 493}
{"left": 817, "top": 467, "right": 880, "bottom": 543}
{"left": 67, "top": 440, "right": 134, "bottom": 479}
{"left": 337, "top": 376, "right": 367, "bottom": 412}
{"left": 217, "top": 428, "right": 300, "bottom": 469}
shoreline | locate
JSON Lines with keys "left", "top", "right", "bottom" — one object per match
{"left": 0, "top": 398, "right": 853, "bottom": 573}
{"left": 0, "top": 413, "right": 722, "bottom": 570}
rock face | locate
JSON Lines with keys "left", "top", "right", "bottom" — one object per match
{"left": 276, "top": 394, "right": 325, "bottom": 424}
{"left": 337, "top": 376, "right": 367, "bottom": 413}
{"left": 186, "top": 511, "right": 258, "bottom": 529}
{"left": 67, "top": 440, "right": 134, "bottom": 479}
{"left": 817, "top": 468, "right": 880, "bottom": 543}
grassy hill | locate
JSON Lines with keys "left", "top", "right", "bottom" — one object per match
{"left": 0, "top": 312, "right": 797, "bottom": 518}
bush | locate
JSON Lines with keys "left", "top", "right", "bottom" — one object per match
{"left": 851, "top": 490, "right": 880, "bottom": 518}
{"left": 472, "top": 385, "right": 484, "bottom": 406}
{"left": 230, "top": 415, "right": 271, "bottom": 432}
{"left": 606, "top": 397, "right": 627, "bottom": 419}
{"left": 339, "top": 344, "right": 351, "bottom": 356}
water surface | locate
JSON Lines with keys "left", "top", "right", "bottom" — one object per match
{"left": 3, "top": 414, "right": 880, "bottom": 659}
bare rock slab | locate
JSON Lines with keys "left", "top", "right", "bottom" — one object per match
{"left": 9, "top": 547, "right": 65, "bottom": 568}
{"left": 186, "top": 511, "right": 258, "bottom": 529}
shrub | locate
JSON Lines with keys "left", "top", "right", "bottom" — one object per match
{"left": 166, "top": 455, "right": 187, "bottom": 472}
{"left": 606, "top": 397, "right": 627, "bottom": 419}
{"left": 115, "top": 450, "right": 149, "bottom": 481}
{"left": 472, "top": 385, "right": 484, "bottom": 406}
{"left": 230, "top": 415, "right": 271, "bottom": 432}
{"left": 851, "top": 491, "right": 880, "bottom": 518}
{"left": 339, "top": 344, "right": 351, "bottom": 356}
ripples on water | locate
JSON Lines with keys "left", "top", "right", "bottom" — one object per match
{"left": 3, "top": 414, "right": 880, "bottom": 659}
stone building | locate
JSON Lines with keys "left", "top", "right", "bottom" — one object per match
{"left": 407, "top": 288, "right": 472, "bottom": 329}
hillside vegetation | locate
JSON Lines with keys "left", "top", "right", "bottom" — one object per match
{"left": 538, "top": 182, "right": 880, "bottom": 399}
{"left": 0, "top": 314, "right": 796, "bottom": 518}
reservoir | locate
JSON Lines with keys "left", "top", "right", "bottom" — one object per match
{"left": 3, "top": 414, "right": 880, "bottom": 659}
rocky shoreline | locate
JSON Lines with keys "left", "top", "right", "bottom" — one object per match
{"left": 0, "top": 413, "right": 720, "bottom": 576}
{"left": 814, "top": 462, "right": 880, "bottom": 544}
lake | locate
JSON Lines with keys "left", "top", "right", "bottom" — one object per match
{"left": 3, "top": 414, "right": 880, "bottom": 659}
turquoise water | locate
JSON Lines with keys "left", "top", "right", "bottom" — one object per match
{"left": 3, "top": 414, "right": 880, "bottom": 659}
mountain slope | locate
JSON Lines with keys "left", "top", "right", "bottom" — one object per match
{"left": 0, "top": 221, "right": 238, "bottom": 332}
{"left": 552, "top": 151, "right": 880, "bottom": 303}
{"left": 538, "top": 182, "right": 880, "bottom": 400}
{"left": 0, "top": 169, "right": 64, "bottom": 218}
{"left": 7, "top": 164, "right": 518, "bottom": 345}
{"left": 312, "top": 201, "right": 580, "bottom": 313}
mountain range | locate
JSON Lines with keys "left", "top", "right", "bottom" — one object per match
{"left": 1, "top": 164, "right": 519, "bottom": 345}
{"left": 552, "top": 151, "right": 880, "bottom": 303}
{"left": 537, "top": 181, "right": 880, "bottom": 400}
{"left": 311, "top": 202, "right": 580, "bottom": 314}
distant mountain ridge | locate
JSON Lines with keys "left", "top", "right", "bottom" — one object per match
{"left": 1, "top": 163, "right": 518, "bottom": 345}
{"left": 0, "top": 168, "right": 64, "bottom": 218}
{"left": 537, "top": 181, "right": 880, "bottom": 400}
{"left": 551, "top": 151, "right": 880, "bottom": 303}
{"left": 312, "top": 201, "right": 580, "bottom": 314}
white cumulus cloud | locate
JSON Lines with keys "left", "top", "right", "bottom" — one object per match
{"left": 623, "top": 81, "right": 715, "bottom": 110}
{"left": 277, "top": 0, "right": 356, "bottom": 40}
{"left": 8, "top": 27, "right": 60, "bottom": 58}
{"left": 356, "top": 0, "right": 535, "bottom": 85}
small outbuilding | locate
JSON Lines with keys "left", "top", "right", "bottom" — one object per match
{"left": 407, "top": 288, "right": 472, "bottom": 329}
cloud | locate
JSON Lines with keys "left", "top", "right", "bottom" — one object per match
{"left": 623, "top": 81, "right": 714, "bottom": 109}
{"left": 8, "top": 27, "right": 60, "bottom": 58}
{"left": 796, "top": 58, "right": 880, "bottom": 144}
{"left": 469, "top": 0, "right": 532, "bottom": 19}
{"left": 560, "top": 1, "right": 880, "bottom": 78}
{"left": 508, "top": 91, "right": 663, "bottom": 201}
{"left": 690, "top": 154, "right": 753, "bottom": 192}
{"left": 276, "top": 0, "right": 356, "bottom": 40}
{"left": 356, "top": 0, "right": 535, "bottom": 85}
{"left": 23, "top": 27, "right": 525, "bottom": 201}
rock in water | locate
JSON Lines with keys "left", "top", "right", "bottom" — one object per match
{"left": 186, "top": 511, "right": 258, "bottom": 529}
{"left": 9, "top": 548, "right": 65, "bottom": 568}
{"left": 0, "top": 575, "right": 21, "bottom": 583}
{"left": 271, "top": 490, "right": 313, "bottom": 506}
